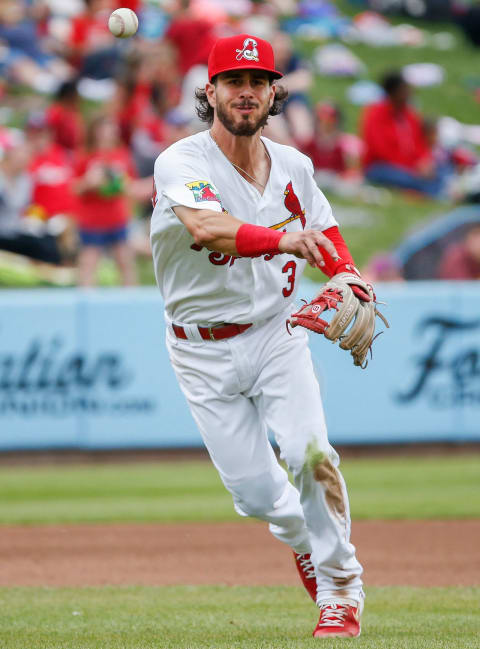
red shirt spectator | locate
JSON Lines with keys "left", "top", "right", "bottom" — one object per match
{"left": 68, "top": 0, "right": 115, "bottom": 68}
{"left": 47, "top": 103, "right": 85, "bottom": 152}
{"left": 74, "top": 115, "right": 138, "bottom": 287}
{"left": 70, "top": 13, "right": 111, "bottom": 50}
{"left": 28, "top": 134, "right": 77, "bottom": 218}
{"left": 114, "top": 45, "right": 180, "bottom": 145}
{"left": 45, "top": 79, "right": 85, "bottom": 152}
{"left": 361, "top": 99, "right": 431, "bottom": 171}
{"left": 298, "top": 102, "right": 351, "bottom": 174}
{"left": 300, "top": 138, "right": 346, "bottom": 174}
{"left": 361, "top": 71, "right": 432, "bottom": 173}
{"left": 74, "top": 147, "right": 136, "bottom": 230}
{"left": 165, "top": 15, "right": 217, "bottom": 75}
{"left": 117, "top": 81, "right": 152, "bottom": 145}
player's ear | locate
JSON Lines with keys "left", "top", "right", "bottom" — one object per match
{"left": 269, "top": 83, "right": 276, "bottom": 109}
{"left": 206, "top": 82, "right": 216, "bottom": 109}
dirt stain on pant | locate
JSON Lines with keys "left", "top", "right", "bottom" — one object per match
{"left": 305, "top": 441, "right": 346, "bottom": 519}
{"left": 333, "top": 574, "right": 356, "bottom": 589}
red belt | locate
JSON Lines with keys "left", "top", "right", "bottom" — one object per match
{"left": 172, "top": 322, "right": 252, "bottom": 341}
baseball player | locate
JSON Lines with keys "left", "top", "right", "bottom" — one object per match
{"left": 151, "top": 33, "right": 383, "bottom": 639}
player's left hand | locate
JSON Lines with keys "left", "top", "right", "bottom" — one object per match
{"left": 287, "top": 272, "right": 389, "bottom": 368}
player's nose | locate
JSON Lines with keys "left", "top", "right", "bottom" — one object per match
{"left": 237, "top": 82, "right": 256, "bottom": 98}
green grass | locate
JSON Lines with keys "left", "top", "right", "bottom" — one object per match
{"left": 0, "top": 585, "right": 478, "bottom": 648}
{"left": 0, "top": 454, "right": 478, "bottom": 525}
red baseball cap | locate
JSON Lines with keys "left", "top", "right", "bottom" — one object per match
{"left": 208, "top": 33, "right": 283, "bottom": 82}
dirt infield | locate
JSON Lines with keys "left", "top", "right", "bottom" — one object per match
{"left": 1, "top": 519, "right": 478, "bottom": 588}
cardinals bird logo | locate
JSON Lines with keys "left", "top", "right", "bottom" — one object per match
{"left": 284, "top": 181, "right": 306, "bottom": 229}
{"left": 186, "top": 180, "right": 222, "bottom": 205}
{"left": 199, "top": 185, "right": 218, "bottom": 201}
{"left": 235, "top": 38, "right": 259, "bottom": 62}
{"left": 270, "top": 181, "right": 306, "bottom": 231}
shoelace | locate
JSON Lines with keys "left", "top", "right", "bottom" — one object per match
{"left": 298, "top": 554, "right": 316, "bottom": 579}
{"left": 318, "top": 603, "right": 350, "bottom": 627}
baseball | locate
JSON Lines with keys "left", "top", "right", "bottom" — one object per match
{"left": 108, "top": 8, "right": 139, "bottom": 39}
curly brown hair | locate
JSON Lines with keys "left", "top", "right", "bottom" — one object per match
{"left": 195, "top": 82, "right": 289, "bottom": 126}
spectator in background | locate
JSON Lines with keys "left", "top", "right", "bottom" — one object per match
{"left": 437, "top": 225, "right": 480, "bottom": 280}
{"left": 73, "top": 114, "right": 137, "bottom": 286}
{"left": 68, "top": 0, "right": 118, "bottom": 79}
{"left": 0, "top": 129, "right": 74, "bottom": 264}
{"left": 0, "top": 0, "right": 72, "bottom": 93}
{"left": 298, "top": 100, "right": 388, "bottom": 204}
{"left": 130, "top": 74, "right": 173, "bottom": 177}
{"left": 46, "top": 79, "right": 85, "bottom": 153}
{"left": 164, "top": 0, "right": 222, "bottom": 124}
{"left": 361, "top": 70, "right": 451, "bottom": 199}
{"left": 27, "top": 112, "right": 77, "bottom": 221}
{"left": 299, "top": 101, "right": 348, "bottom": 174}
{"left": 113, "top": 47, "right": 180, "bottom": 147}
{"left": 114, "top": 53, "right": 157, "bottom": 146}
{"left": 264, "top": 30, "right": 313, "bottom": 145}
{"left": 421, "top": 116, "right": 450, "bottom": 168}
{"left": 0, "top": 130, "right": 31, "bottom": 235}
{"left": 164, "top": 0, "right": 218, "bottom": 77}
{"left": 422, "top": 115, "right": 479, "bottom": 202}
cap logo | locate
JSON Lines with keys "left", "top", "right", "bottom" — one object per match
{"left": 235, "top": 37, "right": 259, "bottom": 63}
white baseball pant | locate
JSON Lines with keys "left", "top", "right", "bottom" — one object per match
{"left": 166, "top": 306, "right": 364, "bottom": 603}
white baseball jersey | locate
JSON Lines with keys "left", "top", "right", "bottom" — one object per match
{"left": 150, "top": 130, "right": 337, "bottom": 325}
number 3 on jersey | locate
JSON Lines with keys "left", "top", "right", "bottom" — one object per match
{"left": 282, "top": 260, "right": 296, "bottom": 297}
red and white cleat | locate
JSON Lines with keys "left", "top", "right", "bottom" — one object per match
{"left": 313, "top": 599, "right": 362, "bottom": 638}
{"left": 293, "top": 552, "right": 317, "bottom": 602}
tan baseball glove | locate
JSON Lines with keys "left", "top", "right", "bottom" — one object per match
{"left": 287, "top": 272, "right": 389, "bottom": 368}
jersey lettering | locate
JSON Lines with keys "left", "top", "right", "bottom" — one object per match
{"left": 282, "top": 260, "right": 297, "bottom": 297}
{"left": 190, "top": 244, "right": 237, "bottom": 267}
{"left": 209, "top": 251, "right": 236, "bottom": 266}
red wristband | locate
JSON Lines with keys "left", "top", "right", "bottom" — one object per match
{"left": 235, "top": 223, "right": 285, "bottom": 258}
{"left": 318, "top": 226, "right": 359, "bottom": 278}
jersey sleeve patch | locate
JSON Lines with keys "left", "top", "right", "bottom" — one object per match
{"left": 186, "top": 181, "right": 222, "bottom": 205}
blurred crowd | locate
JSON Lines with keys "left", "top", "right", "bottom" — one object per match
{"left": 1, "top": 0, "right": 480, "bottom": 286}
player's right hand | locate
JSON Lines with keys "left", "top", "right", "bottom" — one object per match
{"left": 278, "top": 230, "right": 340, "bottom": 268}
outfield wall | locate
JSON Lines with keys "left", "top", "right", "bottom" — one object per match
{"left": 0, "top": 281, "right": 479, "bottom": 450}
